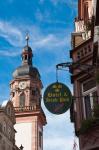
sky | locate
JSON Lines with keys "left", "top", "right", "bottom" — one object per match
{"left": 0, "top": 0, "right": 79, "bottom": 150}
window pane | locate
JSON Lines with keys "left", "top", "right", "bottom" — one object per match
{"left": 83, "top": 79, "right": 96, "bottom": 92}
{"left": 84, "top": 95, "right": 92, "bottom": 118}
{"left": 92, "top": 91, "right": 98, "bottom": 105}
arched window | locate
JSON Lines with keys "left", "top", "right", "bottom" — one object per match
{"left": 7, "top": 106, "right": 11, "bottom": 116}
{"left": 19, "top": 93, "right": 25, "bottom": 107}
{"left": 3, "top": 122, "right": 6, "bottom": 133}
{"left": 2, "top": 140, "right": 5, "bottom": 150}
{"left": 8, "top": 127, "right": 11, "bottom": 138}
{"left": 25, "top": 55, "right": 27, "bottom": 60}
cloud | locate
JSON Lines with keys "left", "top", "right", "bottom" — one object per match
{"left": 44, "top": 136, "right": 79, "bottom": 150}
{"left": 50, "top": 0, "right": 77, "bottom": 7}
{"left": 43, "top": 108, "right": 79, "bottom": 150}
{"left": 0, "top": 20, "right": 71, "bottom": 58}
{"left": 39, "top": 0, "right": 44, "bottom": 4}
{"left": 7, "top": 0, "right": 14, "bottom": 3}
{"left": 44, "top": 134, "right": 79, "bottom": 150}
{"left": 44, "top": 20, "right": 69, "bottom": 25}
{"left": 35, "top": 9, "right": 44, "bottom": 22}
{"left": 44, "top": 137, "right": 74, "bottom": 150}
{"left": 1, "top": 100, "right": 9, "bottom": 107}
{"left": 49, "top": 0, "right": 77, "bottom": 15}
{"left": 0, "top": 21, "right": 23, "bottom": 47}
{"left": 0, "top": 49, "right": 21, "bottom": 57}
{"left": 0, "top": 83, "right": 10, "bottom": 102}
{"left": 32, "top": 33, "right": 70, "bottom": 49}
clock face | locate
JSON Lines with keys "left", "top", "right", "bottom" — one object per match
{"left": 19, "top": 81, "right": 26, "bottom": 89}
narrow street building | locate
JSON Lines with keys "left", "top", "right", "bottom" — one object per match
{"left": 70, "top": 0, "right": 99, "bottom": 150}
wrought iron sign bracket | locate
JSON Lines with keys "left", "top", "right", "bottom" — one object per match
{"left": 56, "top": 62, "right": 97, "bottom": 75}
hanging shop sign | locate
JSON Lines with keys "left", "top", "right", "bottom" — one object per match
{"left": 43, "top": 82, "right": 72, "bottom": 115}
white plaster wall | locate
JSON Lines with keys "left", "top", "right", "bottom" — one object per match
{"left": 15, "top": 122, "right": 32, "bottom": 150}
{"left": 88, "top": 0, "right": 94, "bottom": 18}
{"left": 94, "top": 26, "right": 99, "bottom": 43}
{"left": 93, "top": 0, "right": 99, "bottom": 43}
{"left": 92, "top": 0, "right": 97, "bottom": 16}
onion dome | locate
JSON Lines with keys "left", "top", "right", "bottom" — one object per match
{"left": 13, "top": 65, "right": 40, "bottom": 79}
{"left": 12, "top": 34, "right": 40, "bottom": 79}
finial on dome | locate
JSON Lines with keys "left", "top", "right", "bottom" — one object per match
{"left": 25, "top": 33, "right": 29, "bottom": 46}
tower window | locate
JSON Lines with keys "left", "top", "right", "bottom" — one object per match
{"left": 25, "top": 55, "right": 27, "bottom": 60}
{"left": 32, "top": 90, "right": 36, "bottom": 96}
{"left": 32, "top": 88, "right": 39, "bottom": 96}
{"left": 7, "top": 106, "right": 11, "bottom": 116}
{"left": 19, "top": 93, "right": 25, "bottom": 107}
{"left": 12, "top": 92, "right": 15, "bottom": 97}
{"left": 28, "top": 56, "right": 31, "bottom": 60}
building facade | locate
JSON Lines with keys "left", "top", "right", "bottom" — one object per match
{"left": 10, "top": 36, "right": 47, "bottom": 150}
{"left": 0, "top": 101, "right": 20, "bottom": 150}
{"left": 70, "top": 0, "right": 99, "bottom": 150}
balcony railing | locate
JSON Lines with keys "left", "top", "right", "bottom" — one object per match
{"left": 14, "top": 105, "right": 40, "bottom": 112}
{"left": 74, "top": 18, "right": 92, "bottom": 40}
{"left": 75, "top": 19, "right": 85, "bottom": 33}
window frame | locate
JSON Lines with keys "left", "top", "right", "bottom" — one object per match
{"left": 19, "top": 93, "right": 25, "bottom": 107}
{"left": 82, "top": 80, "right": 97, "bottom": 119}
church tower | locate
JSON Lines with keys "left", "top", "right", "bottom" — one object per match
{"left": 10, "top": 35, "right": 47, "bottom": 150}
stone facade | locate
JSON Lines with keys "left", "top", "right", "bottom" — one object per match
{"left": 0, "top": 101, "right": 20, "bottom": 150}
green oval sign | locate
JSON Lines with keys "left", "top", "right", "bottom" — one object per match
{"left": 43, "top": 82, "right": 72, "bottom": 115}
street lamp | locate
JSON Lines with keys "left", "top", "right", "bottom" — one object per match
{"left": 20, "top": 145, "right": 24, "bottom": 150}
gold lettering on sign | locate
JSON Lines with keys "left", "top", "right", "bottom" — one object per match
{"left": 52, "top": 85, "right": 57, "bottom": 88}
{"left": 47, "top": 92, "right": 62, "bottom": 98}
{"left": 55, "top": 89, "right": 60, "bottom": 92}
{"left": 60, "top": 98, "right": 66, "bottom": 102}
{"left": 57, "top": 85, "right": 62, "bottom": 89}
{"left": 64, "top": 92, "right": 68, "bottom": 97}
{"left": 46, "top": 98, "right": 59, "bottom": 103}
{"left": 52, "top": 84, "right": 62, "bottom": 89}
